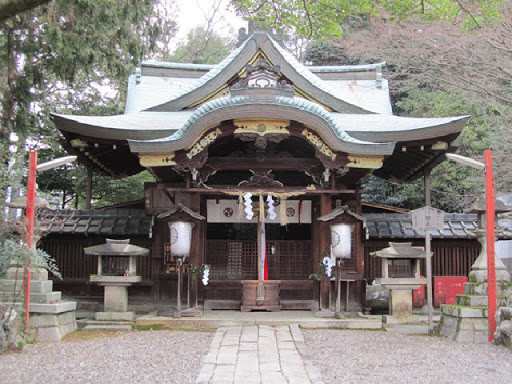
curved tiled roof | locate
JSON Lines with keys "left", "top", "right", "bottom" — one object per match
{"left": 128, "top": 94, "right": 395, "bottom": 156}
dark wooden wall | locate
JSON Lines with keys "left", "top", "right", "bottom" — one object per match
{"left": 364, "top": 239, "right": 481, "bottom": 280}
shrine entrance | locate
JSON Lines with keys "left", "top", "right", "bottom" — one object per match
{"left": 203, "top": 198, "right": 317, "bottom": 310}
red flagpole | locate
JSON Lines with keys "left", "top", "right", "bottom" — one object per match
{"left": 25, "top": 151, "right": 37, "bottom": 332}
{"left": 485, "top": 149, "right": 496, "bottom": 342}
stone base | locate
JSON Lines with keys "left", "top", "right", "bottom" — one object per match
{"left": 438, "top": 308, "right": 489, "bottom": 343}
{"left": 382, "top": 314, "right": 421, "bottom": 325}
{"left": 1, "top": 271, "right": 77, "bottom": 342}
{"left": 495, "top": 307, "right": 512, "bottom": 349}
{"left": 29, "top": 309, "right": 77, "bottom": 342}
{"left": 389, "top": 289, "right": 413, "bottom": 317}
{"left": 95, "top": 311, "right": 135, "bottom": 321}
{"left": 469, "top": 269, "right": 511, "bottom": 284}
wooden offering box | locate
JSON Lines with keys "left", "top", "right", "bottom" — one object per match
{"left": 241, "top": 280, "right": 281, "bottom": 312}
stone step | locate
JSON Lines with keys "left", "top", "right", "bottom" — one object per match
{"left": 83, "top": 324, "right": 133, "bottom": 331}
{"left": 441, "top": 304, "right": 487, "bottom": 318}
{"left": 456, "top": 294, "right": 488, "bottom": 307}
{"left": 6, "top": 267, "right": 49, "bottom": 280}
{"left": 0, "top": 290, "right": 61, "bottom": 304}
{"left": 0, "top": 279, "right": 53, "bottom": 294}
{"left": 30, "top": 301, "right": 76, "bottom": 314}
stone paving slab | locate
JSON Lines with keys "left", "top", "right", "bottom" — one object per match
{"left": 196, "top": 324, "right": 325, "bottom": 384}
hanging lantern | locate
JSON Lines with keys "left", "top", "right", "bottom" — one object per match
{"left": 168, "top": 221, "right": 193, "bottom": 258}
{"left": 331, "top": 223, "right": 352, "bottom": 259}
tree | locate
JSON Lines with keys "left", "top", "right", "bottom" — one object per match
{"left": 0, "top": 0, "right": 52, "bottom": 22}
{"left": 169, "top": 26, "right": 236, "bottom": 64}
{"left": 0, "top": 0, "right": 178, "bottom": 212}
{"left": 335, "top": 3, "right": 512, "bottom": 209}
{"left": 228, "top": 0, "right": 505, "bottom": 39}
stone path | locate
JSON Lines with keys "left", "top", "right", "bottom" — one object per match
{"left": 196, "top": 324, "right": 324, "bottom": 384}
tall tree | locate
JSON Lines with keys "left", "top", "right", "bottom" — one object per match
{"left": 228, "top": 0, "right": 505, "bottom": 39}
{"left": 0, "top": 0, "right": 178, "bottom": 213}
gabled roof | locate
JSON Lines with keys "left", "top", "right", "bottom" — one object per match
{"left": 145, "top": 31, "right": 373, "bottom": 114}
{"left": 51, "top": 27, "right": 469, "bottom": 182}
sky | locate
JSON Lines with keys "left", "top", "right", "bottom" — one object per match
{"left": 175, "top": 0, "right": 246, "bottom": 40}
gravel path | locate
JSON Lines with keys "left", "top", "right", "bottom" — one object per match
{"left": 303, "top": 329, "right": 512, "bottom": 384}
{"left": 0, "top": 330, "right": 213, "bottom": 384}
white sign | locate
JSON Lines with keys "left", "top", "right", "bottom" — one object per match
{"left": 206, "top": 199, "right": 311, "bottom": 223}
{"left": 411, "top": 206, "right": 445, "bottom": 231}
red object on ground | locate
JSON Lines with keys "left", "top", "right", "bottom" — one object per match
{"left": 412, "top": 280, "right": 426, "bottom": 307}
{"left": 433, "top": 276, "right": 468, "bottom": 307}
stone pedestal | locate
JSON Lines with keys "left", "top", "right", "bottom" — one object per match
{"left": 1, "top": 267, "right": 77, "bottom": 342}
{"left": 438, "top": 223, "right": 512, "bottom": 343}
{"left": 91, "top": 275, "right": 140, "bottom": 322}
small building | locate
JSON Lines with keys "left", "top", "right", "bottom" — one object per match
{"left": 49, "top": 24, "right": 471, "bottom": 310}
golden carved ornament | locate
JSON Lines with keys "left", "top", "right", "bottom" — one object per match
{"left": 301, "top": 129, "right": 336, "bottom": 161}
{"left": 186, "top": 128, "right": 223, "bottom": 159}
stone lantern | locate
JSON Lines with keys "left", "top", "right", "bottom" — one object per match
{"left": 85, "top": 239, "right": 149, "bottom": 321}
{"left": 371, "top": 242, "right": 427, "bottom": 322}
{"left": 466, "top": 196, "right": 511, "bottom": 283}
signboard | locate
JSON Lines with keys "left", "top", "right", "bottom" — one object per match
{"left": 411, "top": 206, "right": 445, "bottom": 231}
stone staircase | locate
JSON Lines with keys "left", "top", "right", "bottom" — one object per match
{"left": 438, "top": 281, "right": 512, "bottom": 342}
{"left": 0, "top": 267, "right": 77, "bottom": 341}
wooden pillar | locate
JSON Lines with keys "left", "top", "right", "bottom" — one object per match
{"left": 86, "top": 166, "right": 93, "bottom": 209}
{"left": 424, "top": 168, "right": 431, "bottom": 207}
{"left": 319, "top": 193, "right": 331, "bottom": 310}
{"left": 189, "top": 192, "right": 201, "bottom": 307}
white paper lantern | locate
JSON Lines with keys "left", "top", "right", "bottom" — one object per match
{"left": 168, "top": 221, "right": 193, "bottom": 257}
{"left": 331, "top": 223, "right": 352, "bottom": 259}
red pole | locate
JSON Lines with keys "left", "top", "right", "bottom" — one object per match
{"left": 485, "top": 149, "right": 496, "bottom": 342}
{"left": 24, "top": 151, "right": 37, "bottom": 333}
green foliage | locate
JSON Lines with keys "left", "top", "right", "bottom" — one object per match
{"left": 168, "top": 26, "right": 235, "bottom": 64}
{"left": 303, "top": 41, "right": 377, "bottom": 66}
{"left": 309, "top": 261, "right": 327, "bottom": 281}
{"left": 229, "top": 0, "right": 506, "bottom": 39}
{"left": 0, "top": 239, "right": 61, "bottom": 279}
{"left": 190, "top": 264, "right": 210, "bottom": 281}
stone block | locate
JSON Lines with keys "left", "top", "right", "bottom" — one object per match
{"left": 441, "top": 305, "right": 486, "bottom": 318}
{"left": 456, "top": 295, "right": 487, "bottom": 307}
{"left": 58, "top": 311, "right": 77, "bottom": 326}
{"left": 459, "top": 319, "right": 475, "bottom": 331}
{"left": 472, "top": 318, "right": 488, "bottom": 331}
{"left": 30, "top": 291, "right": 61, "bottom": 304}
{"left": 29, "top": 280, "right": 53, "bottom": 294}
{"left": 464, "top": 283, "right": 487, "bottom": 295}
{"left": 455, "top": 329, "right": 475, "bottom": 343}
{"left": 103, "top": 285, "right": 128, "bottom": 312}
{"left": 0, "top": 280, "right": 23, "bottom": 292}
{"left": 474, "top": 330, "right": 489, "bottom": 343}
{"left": 30, "top": 301, "right": 76, "bottom": 314}
{"left": 390, "top": 290, "right": 413, "bottom": 317}
{"left": 35, "top": 326, "right": 62, "bottom": 342}
{"left": 61, "top": 322, "right": 77, "bottom": 336}
{"left": 29, "top": 314, "right": 59, "bottom": 328}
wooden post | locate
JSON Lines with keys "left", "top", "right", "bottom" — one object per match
{"left": 319, "top": 194, "right": 331, "bottom": 310}
{"left": 86, "top": 166, "right": 93, "bottom": 209}
{"left": 424, "top": 168, "right": 434, "bottom": 336}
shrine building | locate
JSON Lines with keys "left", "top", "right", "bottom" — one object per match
{"left": 50, "top": 25, "right": 469, "bottom": 311}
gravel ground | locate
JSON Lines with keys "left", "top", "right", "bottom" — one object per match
{"left": 0, "top": 329, "right": 213, "bottom": 384}
{"left": 303, "top": 329, "right": 512, "bottom": 384}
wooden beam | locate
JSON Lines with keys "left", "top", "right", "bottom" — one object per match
{"left": 207, "top": 157, "right": 320, "bottom": 171}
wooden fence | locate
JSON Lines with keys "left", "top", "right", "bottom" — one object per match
{"left": 364, "top": 239, "right": 481, "bottom": 280}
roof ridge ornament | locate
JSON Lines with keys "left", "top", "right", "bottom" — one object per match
{"left": 231, "top": 60, "right": 294, "bottom": 97}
